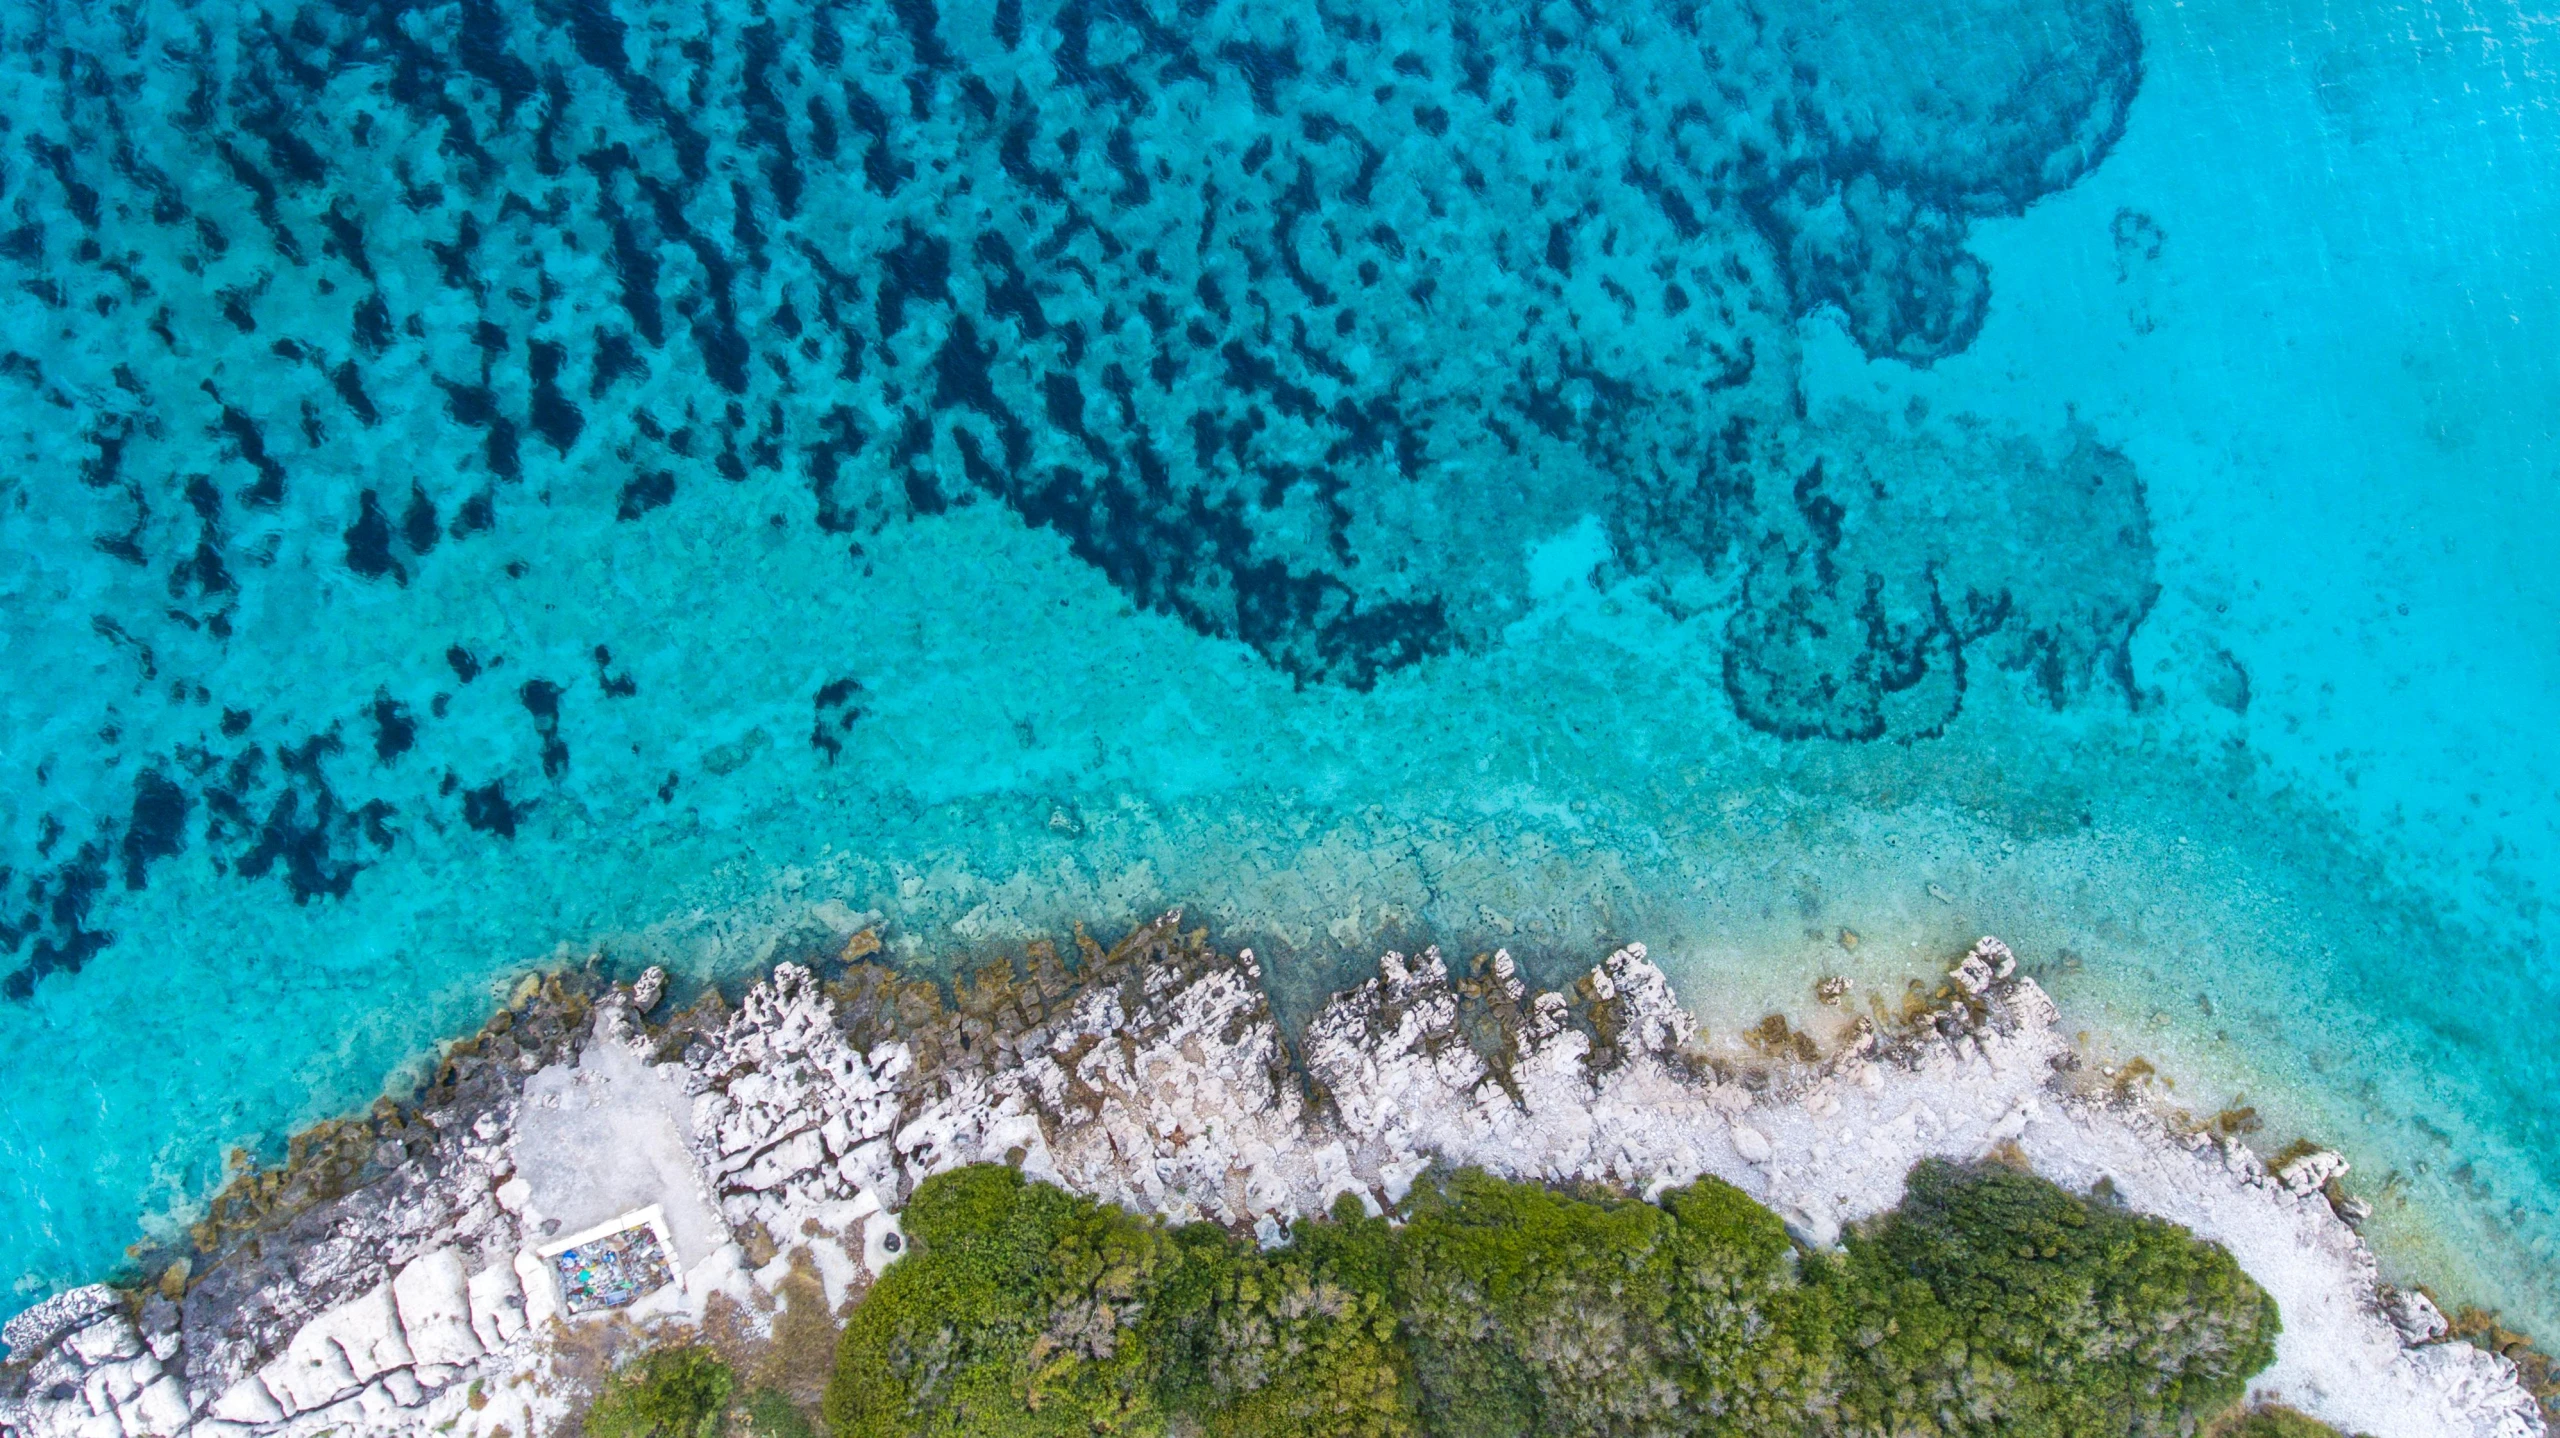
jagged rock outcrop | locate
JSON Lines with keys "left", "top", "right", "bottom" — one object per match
{"left": 0, "top": 924, "right": 2545, "bottom": 1438}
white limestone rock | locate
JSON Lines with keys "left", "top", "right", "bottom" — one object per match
{"left": 1, "top": 935, "right": 2545, "bottom": 1438}
{"left": 2276, "top": 1147, "right": 2351, "bottom": 1198}
{"left": 210, "top": 1376, "right": 287, "bottom": 1426}
{"left": 126, "top": 1374, "right": 191, "bottom": 1437}
{"left": 82, "top": 1353, "right": 152, "bottom": 1413}
{"left": 2385, "top": 1286, "right": 2452, "bottom": 1344}
{"left": 465, "top": 1262, "right": 526, "bottom": 1351}
{"left": 987, "top": 948, "right": 1307, "bottom": 1221}
{"left": 258, "top": 1324, "right": 359, "bottom": 1417}
{"left": 320, "top": 1282, "right": 414, "bottom": 1383}
{"left": 2406, "top": 1341, "right": 2549, "bottom": 1438}
{"left": 3, "top": 1286, "right": 124, "bottom": 1362}
{"left": 1730, "top": 1122, "right": 1774, "bottom": 1165}
{"left": 512, "top": 1248, "right": 562, "bottom": 1331}
{"left": 1948, "top": 953, "right": 1996, "bottom": 995}
{"left": 1947, "top": 936, "right": 2017, "bottom": 996}
{"left": 381, "top": 1368, "right": 425, "bottom": 1407}
{"left": 62, "top": 1317, "right": 142, "bottom": 1368}
{"left": 2005, "top": 977, "right": 2062, "bottom": 1029}
{"left": 1592, "top": 945, "right": 1693, "bottom": 1057}
{"left": 391, "top": 1247, "right": 484, "bottom": 1368}
{"left": 686, "top": 963, "right": 905, "bottom": 1220}
{"left": 730, "top": 1130, "right": 827, "bottom": 1191}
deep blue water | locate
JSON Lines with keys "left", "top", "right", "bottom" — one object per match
{"left": 2, "top": 0, "right": 2556, "bottom": 1333}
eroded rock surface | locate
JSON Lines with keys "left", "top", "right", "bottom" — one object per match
{"left": 0, "top": 924, "right": 2544, "bottom": 1438}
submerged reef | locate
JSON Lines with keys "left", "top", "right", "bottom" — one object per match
{"left": 1, "top": 0, "right": 2158, "bottom": 994}
{"left": 0, "top": 922, "right": 2545, "bottom": 1437}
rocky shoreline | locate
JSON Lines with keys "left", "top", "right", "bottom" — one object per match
{"left": 0, "top": 918, "right": 2547, "bottom": 1438}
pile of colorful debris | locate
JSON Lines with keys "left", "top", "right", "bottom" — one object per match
{"left": 549, "top": 1221, "right": 674, "bottom": 1313}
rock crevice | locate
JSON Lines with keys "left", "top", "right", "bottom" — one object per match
{"left": 0, "top": 924, "right": 2543, "bottom": 1438}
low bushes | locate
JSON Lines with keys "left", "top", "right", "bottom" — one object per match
{"left": 583, "top": 1345, "right": 735, "bottom": 1438}
{"left": 821, "top": 1159, "right": 2281, "bottom": 1437}
{"left": 577, "top": 1345, "right": 826, "bottom": 1438}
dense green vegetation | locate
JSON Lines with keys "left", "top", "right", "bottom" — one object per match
{"left": 583, "top": 1345, "right": 736, "bottom": 1438}
{"left": 819, "top": 1159, "right": 2280, "bottom": 1438}
{"left": 576, "top": 1345, "right": 826, "bottom": 1438}
{"left": 740, "top": 1385, "right": 821, "bottom": 1438}
{"left": 1824, "top": 1159, "right": 2279, "bottom": 1435}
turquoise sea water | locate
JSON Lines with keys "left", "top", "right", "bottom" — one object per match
{"left": 2, "top": 0, "right": 2557, "bottom": 1337}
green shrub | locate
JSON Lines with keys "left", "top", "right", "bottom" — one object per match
{"left": 1172, "top": 1250, "right": 1410, "bottom": 1437}
{"left": 742, "top": 1387, "right": 818, "bottom": 1438}
{"left": 824, "top": 1164, "right": 1167, "bottom": 1436}
{"left": 1655, "top": 1178, "right": 1842, "bottom": 1434}
{"left": 1388, "top": 1169, "right": 1828, "bottom": 1436}
{"left": 1822, "top": 1159, "right": 2282, "bottom": 1437}
{"left": 825, "top": 1165, "right": 1408, "bottom": 1438}
{"left": 823, "top": 1161, "right": 2284, "bottom": 1438}
{"left": 584, "top": 1345, "right": 735, "bottom": 1438}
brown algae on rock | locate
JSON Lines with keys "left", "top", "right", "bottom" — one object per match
{"left": 0, "top": 926, "right": 2548, "bottom": 1438}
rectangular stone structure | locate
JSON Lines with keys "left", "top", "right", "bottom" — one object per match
{"left": 534, "top": 1205, "right": 679, "bottom": 1315}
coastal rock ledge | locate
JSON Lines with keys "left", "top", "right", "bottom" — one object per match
{"left": 0, "top": 919, "right": 2544, "bottom": 1438}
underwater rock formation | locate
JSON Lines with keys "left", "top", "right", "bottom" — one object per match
{"left": 0, "top": 923, "right": 2543, "bottom": 1437}
{"left": 1, "top": 0, "right": 2159, "bottom": 994}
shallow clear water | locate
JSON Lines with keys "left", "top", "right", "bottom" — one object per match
{"left": 2, "top": 0, "right": 2555, "bottom": 1334}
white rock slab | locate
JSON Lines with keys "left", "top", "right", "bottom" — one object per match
{"left": 391, "top": 1247, "right": 484, "bottom": 1367}
{"left": 465, "top": 1263, "right": 526, "bottom": 1350}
